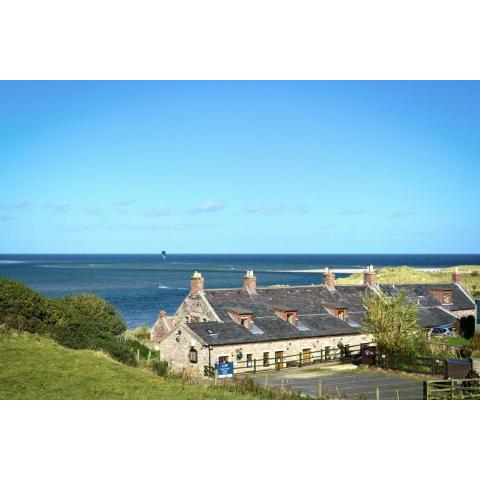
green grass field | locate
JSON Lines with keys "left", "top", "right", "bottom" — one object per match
{"left": 0, "top": 332, "right": 259, "bottom": 400}
{"left": 336, "top": 265, "right": 480, "bottom": 297}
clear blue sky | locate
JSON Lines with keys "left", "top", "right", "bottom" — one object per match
{"left": 0, "top": 81, "right": 478, "bottom": 254}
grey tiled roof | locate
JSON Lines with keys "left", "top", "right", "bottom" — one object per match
{"left": 187, "top": 285, "right": 369, "bottom": 345}
{"left": 417, "top": 307, "right": 456, "bottom": 328}
{"left": 185, "top": 282, "right": 474, "bottom": 346}
{"left": 379, "top": 283, "right": 474, "bottom": 311}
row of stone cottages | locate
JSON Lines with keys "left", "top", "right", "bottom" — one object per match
{"left": 150, "top": 267, "right": 476, "bottom": 375}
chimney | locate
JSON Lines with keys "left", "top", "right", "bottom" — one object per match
{"left": 243, "top": 270, "right": 257, "bottom": 294}
{"left": 190, "top": 271, "right": 204, "bottom": 296}
{"left": 452, "top": 267, "right": 462, "bottom": 283}
{"left": 363, "top": 265, "right": 377, "bottom": 287}
{"left": 323, "top": 267, "right": 336, "bottom": 289}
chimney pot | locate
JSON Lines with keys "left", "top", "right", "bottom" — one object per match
{"left": 190, "top": 271, "right": 204, "bottom": 295}
{"left": 452, "top": 268, "right": 462, "bottom": 283}
{"left": 243, "top": 270, "right": 257, "bottom": 294}
{"left": 363, "top": 265, "right": 377, "bottom": 286}
{"left": 323, "top": 267, "right": 336, "bottom": 288}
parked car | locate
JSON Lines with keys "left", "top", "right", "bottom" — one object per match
{"left": 430, "top": 324, "right": 455, "bottom": 337}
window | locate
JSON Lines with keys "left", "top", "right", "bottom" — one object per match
{"left": 218, "top": 356, "right": 228, "bottom": 364}
{"left": 287, "top": 313, "right": 294, "bottom": 324}
{"left": 240, "top": 317, "right": 248, "bottom": 327}
{"left": 441, "top": 291, "right": 452, "bottom": 305}
{"left": 336, "top": 308, "right": 348, "bottom": 320}
{"left": 189, "top": 347, "right": 198, "bottom": 363}
{"left": 246, "top": 353, "right": 253, "bottom": 368}
{"left": 263, "top": 352, "right": 269, "bottom": 367}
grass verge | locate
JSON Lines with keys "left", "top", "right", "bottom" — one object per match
{"left": 0, "top": 332, "right": 279, "bottom": 400}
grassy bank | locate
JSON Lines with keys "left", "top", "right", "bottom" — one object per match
{"left": 336, "top": 265, "right": 480, "bottom": 297}
{"left": 0, "top": 332, "right": 269, "bottom": 400}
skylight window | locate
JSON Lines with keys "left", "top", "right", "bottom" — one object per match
{"left": 296, "top": 320, "right": 310, "bottom": 331}
{"left": 205, "top": 328, "right": 216, "bottom": 335}
{"left": 251, "top": 324, "right": 264, "bottom": 335}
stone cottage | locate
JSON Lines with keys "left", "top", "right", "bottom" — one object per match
{"left": 151, "top": 267, "right": 476, "bottom": 375}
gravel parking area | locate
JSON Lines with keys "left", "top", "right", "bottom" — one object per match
{"left": 252, "top": 365, "right": 427, "bottom": 399}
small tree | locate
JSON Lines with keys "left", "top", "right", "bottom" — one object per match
{"left": 362, "top": 290, "right": 427, "bottom": 355}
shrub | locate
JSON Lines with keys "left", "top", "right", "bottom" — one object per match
{"left": 469, "top": 332, "right": 480, "bottom": 352}
{"left": 131, "top": 325, "right": 151, "bottom": 342}
{"left": 0, "top": 276, "right": 135, "bottom": 366}
{"left": 151, "top": 360, "right": 170, "bottom": 377}
{"left": 0, "top": 276, "right": 61, "bottom": 330}
{"left": 362, "top": 290, "right": 427, "bottom": 355}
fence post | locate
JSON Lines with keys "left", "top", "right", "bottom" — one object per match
{"left": 147, "top": 350, "right": 151, "bottom": 367}
{"left": 253, "top": 359, "right": 257, "bottom": 374}
{"left": 299, "top": 352, "right": 302, "bottom": 367}
{"left": 376, "top": 387, "right": 380, "bottom": 400}
{"left": 450, "top": 378, "right": 454, "bottom": 400}
{"left": 265, "top": 372, "right": 269, "bottom": 388}
{"left": 423, "top": 381, "right": 429, "bottom": 400}
{"left": 318, "top": 380, "right": 322, "bottom": 399}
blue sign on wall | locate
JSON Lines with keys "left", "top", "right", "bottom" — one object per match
{"left": 216, "top": 362, "right": 234, "bottom": 378}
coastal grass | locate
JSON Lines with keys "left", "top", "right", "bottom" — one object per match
{"left": 0, "top": 332, "right": 263, "bottom": 400}
{"left": 336, "top": 265, "right": 480, "bottom": 297}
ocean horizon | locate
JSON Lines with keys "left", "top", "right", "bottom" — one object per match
{"left": 1, "top": 253, "right": 479, "bottom": 328}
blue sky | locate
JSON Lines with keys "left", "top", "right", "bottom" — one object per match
{"left": 0, "top": 81, "right": 478, "bottom": 253}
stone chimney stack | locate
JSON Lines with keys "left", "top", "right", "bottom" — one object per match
{"left": 190, "top": 271, "right": 204, "bottom": 296}
{"left": 452, "top": 267, "right": 462, "bottom": 283}
{"left": 363, "top": 265, "right": 377, "bottom": 287}
{"left": 323, "top": 267, "right": 336, "bottom": 289}
{"left": 243, "top": 270, "right": 257, "bottom": 294}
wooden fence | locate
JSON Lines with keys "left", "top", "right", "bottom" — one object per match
{"left": 375, "top": 352, "right": 445, "bottom": 376}
{"left": 424, "top": 378, "right": 480, "bottom": 399}
{"left": 232, "top": 343, "right": 369, "bottom": 375}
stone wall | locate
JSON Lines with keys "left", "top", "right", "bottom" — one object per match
{"left": 451, "top": 309, "right": 476, "bottom": 318}
{"left": 174, "top": 293, "right": 219, "bottom": 324}
{"left": 158, "top": 325, "right": 372, "bottom": 376}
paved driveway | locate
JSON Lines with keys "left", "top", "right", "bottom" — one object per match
{"left": 252, "top": 365, "right": 427, "bottom": 399}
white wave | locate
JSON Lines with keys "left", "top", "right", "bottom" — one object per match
{"left": 0, "top": 260, "right": 25, "bottom": 264}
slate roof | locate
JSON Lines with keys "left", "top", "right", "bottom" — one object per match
{"left": 184, "top": 282, "right": 475, "bottom": 346}
{"left": 187, "top": 285, "right": 368, "bottom": 345}
{"left": 379, "top": 283, "right": 474, "bottom": 312}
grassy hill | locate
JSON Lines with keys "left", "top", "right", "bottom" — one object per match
{"left": 0, "top": 332, "right": 261, "bottom": 400}
{"left": 336, "top": 265, "right": 480, "bottom": 297}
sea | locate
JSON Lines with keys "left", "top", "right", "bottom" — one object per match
{"left": 1, "top": 254, "right": 479, "bottom": 328}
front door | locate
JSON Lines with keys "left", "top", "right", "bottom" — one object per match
{"left": 275, "top": 351, "right": 284, "bottom": 370}
{"left": 302, "top": 348, "right": 311, "bottom": 364}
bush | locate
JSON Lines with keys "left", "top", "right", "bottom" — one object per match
{"left": 131, "top": 325, "right": 151, "bottom": 342}
{"left": 0, "top": 276, "right": 134, "bottom": 366}
{"left": 151, "top": 360, "right": 170, "bottom": 377}
{"left": 362, "top": 290, "right": 427, "bottom": 355}
{"left": 0, "top": 277, "right": 61, "bottom": 330}
{"left": 469, "top": 332, "right": 480, "bottom": 352}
